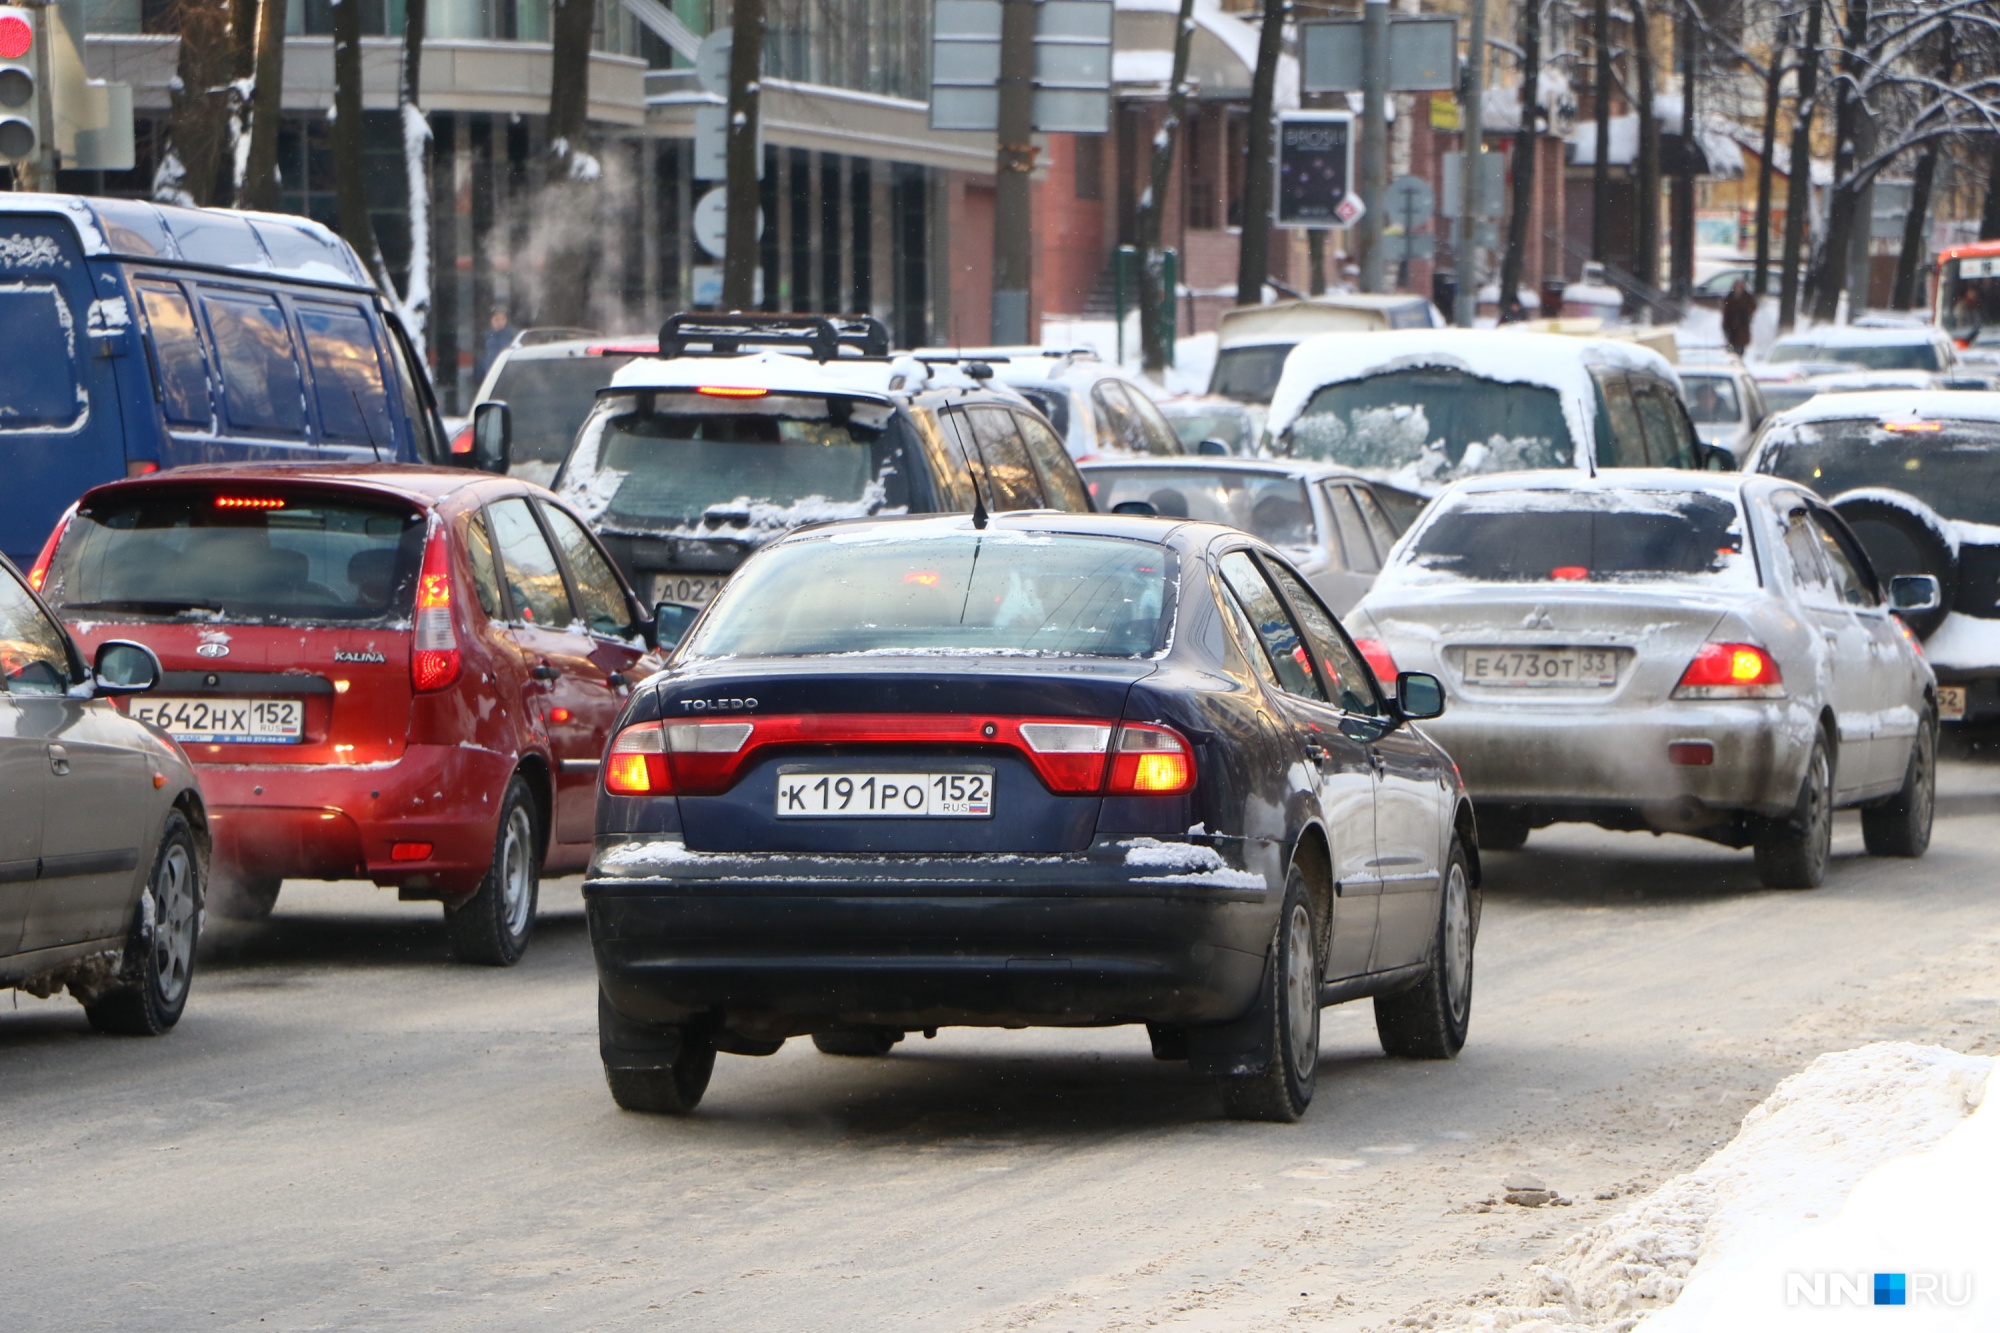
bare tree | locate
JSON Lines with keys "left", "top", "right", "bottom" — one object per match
{"left": 1893, "top": 21, "right": 1954, "bottom": 309}
{"left": 1753, "top": 15, "right": 1793, "bottom": 296}
{"left": 538, "top": 0, "right": 603, "bottom": 326}
{"left": 1236, "top": 0, "right": 1289, "bottom": 307}
{"left": 1499, "top": 0, "right": 1543, "bottom": 314}
{"left": 722, "top": 0, "right": 767, "bottom": 310}
{"left": 330, "top": 0, "right": 372, "bottom": 259}
{"left": 1778, "top": 1, "right": 1822, "bottom": 330}
{"left": 395, "top": 0, "right": 431, "bottom": 351}
{"left": 154, "top": 0, "right": 233, "bottom": 206}
{"left": 1811, "top": 0, "right": 1870, "bottom": 322}
{"left": 238, "top": 0, "right": 288, "bottom": 212}
{"left": 1591, "top": 0, "right": 1611, "bottom": 261}
{"left": 1633, "top": 0, "right": 1661, "bottom": 299}
{"left": 1137, "top": 0, "right": 1196, "bottom": 373}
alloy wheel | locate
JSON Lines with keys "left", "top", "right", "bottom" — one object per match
{"left": 1284, "top": 900, "right": 1319, "bottom": 1080}
{"left": 152, "top": 842, "right": 197, "bottom": 1007}
{"left": 1442, "top": 860, "right": 1472, "bottom": 1025}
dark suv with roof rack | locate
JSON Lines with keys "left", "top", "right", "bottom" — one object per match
{"left": 520, "top": 314, "right": 1095, "bottom": 610}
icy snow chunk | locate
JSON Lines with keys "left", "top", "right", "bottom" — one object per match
{"left": 87, "top": 297, "right": 131, "bottom": 334}
{"left": 0, "top": 234, "right": 64, "bottom": 268}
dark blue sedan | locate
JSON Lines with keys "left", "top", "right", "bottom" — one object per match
{"left": 585, "top": 513, "right": 1480, "bottom": 1122}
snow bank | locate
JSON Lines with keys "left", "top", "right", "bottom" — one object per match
{"left": 1440, "top": 1044, "right": 1992, "bottom": 1332}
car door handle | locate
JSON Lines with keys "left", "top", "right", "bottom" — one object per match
{"left": 47, "top": 744, "right": 70, "bottom": 777}
{"left": 608, "top": 671, "right": 631, "bottom": 689}
{"left": 1303, "top": 742, "right": 1331, "bottom": 765}
{"left": 530, "top": 663, "right": 562, "bottom": 681}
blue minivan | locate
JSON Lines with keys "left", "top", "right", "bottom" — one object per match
{"left": 0, "top": 194, "right": 449, "bottom": 568}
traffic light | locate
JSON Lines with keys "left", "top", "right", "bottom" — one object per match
{"left": 0, "top": 5, "right": 40, "bottom": 167}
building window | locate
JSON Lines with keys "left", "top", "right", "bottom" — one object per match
{"left": 1186, "top": 107, "right": 1217, "bottom": 231}
{"left": 1074, "top": 134, "right": 1103, "bottom": 201}
{"left": 1226, "top": 107, "right": 1249, "bottom": 229}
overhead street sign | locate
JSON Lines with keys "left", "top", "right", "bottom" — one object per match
{"left": 930, "top": 0, "right": 1113, "bottom": 134}
{"left": 1301, "top": 16, "right": 1459, "bottom": 94}
{"left": 1276, "top": 112, "right": 1358, "bottom": 229}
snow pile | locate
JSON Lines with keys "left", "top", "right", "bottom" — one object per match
{"left": 1444, "top": 1044, "right": 1993, "bottom": 1332}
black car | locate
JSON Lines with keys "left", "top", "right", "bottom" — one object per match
{"left": 585, "top": 512, "right": 1479, "bottom": 1122}
{"left": 534, "top": 314, "right": 1094, "bottom": 609}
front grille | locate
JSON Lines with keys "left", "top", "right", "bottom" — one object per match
{"left": 1956, "top": 544, "right": 2000, "bottom": 620}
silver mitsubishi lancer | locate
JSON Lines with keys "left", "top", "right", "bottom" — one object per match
{"left": 1344, "top": 470, "right": 1940, "bottom": 889}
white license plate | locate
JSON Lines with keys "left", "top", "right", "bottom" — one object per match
{"left": 130, "top": 696, "right": 304, "bottom": 744}
{"left": 653, "top": 571, "right": 727, "bottom": 605}
{"left": 1459, "top": 647, "right": 1620, "bottom": 687}
{"left": 776, "top": 770, "right": 994, "bottom": 818}
{"left": 1940, "top": 685, "right": 1967, "bottom": 721}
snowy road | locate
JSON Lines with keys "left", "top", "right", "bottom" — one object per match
{"left": 6, "top": 742, "right": 2000, "bottom": 1331}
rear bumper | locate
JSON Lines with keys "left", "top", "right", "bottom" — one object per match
{"left": 198, "top": 743, "right": 517, "bottom": 893}
{"left": 1425, "top": 699, "right": 1814, "bottom": 822}
{"left": 586, "top": 836, "right": 1277, "bottom": 1037}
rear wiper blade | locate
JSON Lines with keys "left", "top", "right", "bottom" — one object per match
{"left": 58, "top": 599, "right": 225, "bottom": 616}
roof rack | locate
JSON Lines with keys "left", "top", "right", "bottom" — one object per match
{"left": 515, "top": 327, "right": 602, "bottom": 348}
{"left": 657, "top": 312, "right": 892, "bottom": 362}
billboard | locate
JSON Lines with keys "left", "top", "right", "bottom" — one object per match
{"left": 1276, "top": 112, "right": 1357, "bottom": 229}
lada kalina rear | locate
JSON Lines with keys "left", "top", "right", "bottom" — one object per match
{"left": 585, "top": 513, "right": 1479, "bottom": 1122}
{"left": 34, "top": 465, "right": 663, "bottom": 963}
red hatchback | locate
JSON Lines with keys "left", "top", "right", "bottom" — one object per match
{"left": 31, "top": 465, "right": 664, "bottom": 964}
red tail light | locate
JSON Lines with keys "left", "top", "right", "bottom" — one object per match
{"left": 1673, "top": 642, "right": 1783, "bottom": 699}
{"left": 1107, "top": 723, "right": 1195, "bottom": 795}
{"left": 1352, "top": 637, "right": 1399, "bottom": 689}
{"left": 26, "top": 507, "right": 72, "bottom": 594}
{"left": 411, "top": 527, "right": 460, "bottom": 692}
{"left": 125, "top": 460, "right": 160, "bottom": 478}
{"left": 605, "top": 722, "right": 671, "bottom": 794}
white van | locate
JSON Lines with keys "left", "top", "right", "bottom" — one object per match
{"left": 1209, "top": 294, "right": 1443, "bottom": 405}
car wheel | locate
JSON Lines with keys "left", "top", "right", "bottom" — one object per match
{"left": 1862, "top": 709, "right": 1936, "bottom": 858}
{"left": 1755, "top": 734, "right": 1833, "bottom": 889}
{"left": 812, "top": 1028, "right": 902, "bottom": 1057}
{"left": 1217, "top": 866, "right": 1320, "bottom": 1123}
{"left": 212, "top": 874, "right": 281, "bottom": 921}
{"left": 1374, "top": 841, "right": 1477, "bottom": 1059}
{"left": 601, "top": 1001, "right": 717, "bottom": 1115}
{"left": 1478, "top": 809, "right": 1529, "bottom": 853}
{"left": 446, "top": 776, "right": 540, "bottom": 966}
{"left": 86, "top": 812, "right": 203, "bottom": 1036}
{"left": 1830, "top": 492, "right": 1955, "bottom": 639}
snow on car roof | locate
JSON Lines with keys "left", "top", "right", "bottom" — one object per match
{"left": 1075, "top": 455, "right": 1370, "bottom": 484}
{"left": 1265, "top": 328, "right": 1679, "bottom": 450}
{"left": 607, "top": 350, "right": 986, "bottom": 399}
{"left": 1763, "top": 389, "right": 2000, "bottom": 427}
{"left": 1441, "top": 466, "right": 1753, "bottom": 500}
{"left": 1772, "top": 325, "right": 1945, "bottom": 348}
{"left": 0, "top": 193, "right": 375, "bottom": 289}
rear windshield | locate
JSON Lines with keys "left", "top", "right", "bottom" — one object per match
{"left": 561, "top": 392, "right": 911, "bottom": 535}
{"left": 1768, "top": 340, "right": 1941, "bottom": 372}
{"left": 488, "top": 354, "right": 633, "bottom": 467}
{"left": 1161, "top": 405, "right": 1259, "bottom": 453}
{"left": 1287, "top": 369, "right": 1574, "bottom": 484}
{"left": 684, "top": 530, "right": 1174, "bottom": 659}
{"left": 1210, "top": 345, "right": 1291, "bottom": 403}
{"left": 1398, "top": 488, "right": 1755, "bottom": 588}
{"left": 1087, "top": 468, "right": 1315, "bottom": 548}
{"left": 45, "top": 489, "right": 427, "bottom": 624}
{"left": 1756, "top": 418, "right": 2000, "bottom": 526}
{"left": 1681, "top": 375, "right": 1742, "bottom": 424}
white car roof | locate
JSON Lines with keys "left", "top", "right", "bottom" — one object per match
{"left": 1430, "top": 466, "right": 1777, "bottom": 505}
{"left": 1075, "top": 456, "right": 1374, "bottom": 485}
{"left": 1773, "top": 325, "right": 1945, "bottom": 348}
{"left": 1760, "top": 389, "right": 2000, "bottom": 428}
{"left": 606, "top": 350, "right": 985, "bottom": 400}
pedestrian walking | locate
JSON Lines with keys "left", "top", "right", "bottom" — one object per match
{"left": 477, "top": 306, "right": 518, "bottom": 381}
{"left": 1722, "top": 279, "right": 1756, "bottom": 359}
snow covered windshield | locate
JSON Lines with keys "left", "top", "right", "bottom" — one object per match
{"left": 1285, "top": 369, "right": 1574, "bottom": 485}
{"left": 1400, "top": 489, "right": 1755, "bottom": 587}
{"left": 561, "top": 392, "right": 910, "bottom": 535}
{"left": 1757, "top": 419, "right": 2000, "bottom": 526}
{"left": 684, "top": 532, "right": 1174, "bottom": 659}
{"left": 1086, "top": 468, "right": 1315, "bottom": 548}
{"left": 46, "top": 490, "right": 427, "bottom": 623}
{"left": 487, "top": 354, "right": 634, "bottom": 468}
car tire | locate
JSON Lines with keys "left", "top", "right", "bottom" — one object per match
{"left": 604, "top": 1037, "right": 717, "bottom": 1115}
{"left": 812, "top": 1028, "right": 901, "bottom": 1057}
{"left": 85, "top": 812, "right": 203, "bottom": 1037}
{"left": 1478, "top": 810, "right": 1529, "bottom": 852}
{"left": 212, "top": 874, "right": 281, "bottom": 921}
{"left": 1862, "top": 710, "right": 1936, "bottom": 858}
{"left": 1374, "top": 841, "right": 1477, "bottom": 1060}
{"left": 445, "top": 776, "right": 540, "bottom": 966}
{"left": 1755, "top": 734, "right": 1833, "bottom": 889}
{"left": 1829, "top": 492, "right": 1955, "bottom": 639}
{"left": 1217, "top": 866, "right": 1320, "bottom": 1123}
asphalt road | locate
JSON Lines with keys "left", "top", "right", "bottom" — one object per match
{"left": 8, "top": 741, "right": 2000, "bottom": 1332}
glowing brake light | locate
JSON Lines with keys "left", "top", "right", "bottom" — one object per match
{"left": 1551, "top": 565, "right": 1588, "bottom": 581}
{"left": 411, "top": 527, "right": 460, "bottom": 692}
{"left": 1881, "top": 421, "right": 1942, "bottom": 433}
{"left": 1108, "top": 723, "right": 1195, "bottom": 795}
{"left": 603, "top": 720, "right": 754, "bottom": 795}
{"left": 1352, "top": 637, "right": 1399, "bottom": 690}
{"left": 697, "top": 386, "right": 769, "bottom": 398}
{"left": 26, "top": 506, "right": 72, "bottom": 593}
{"left": 605, "top": 722, "right": 670, "bottom": 794}
{"left": 1673, "top": 642, "right": 1784, "bottom": 699}
{"left": 214, "top": 495, "right": 286, "bottom": 510}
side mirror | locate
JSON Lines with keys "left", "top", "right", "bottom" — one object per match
{"left": 1395, "top": 671, "right": 1445, "bottom": 721}
{"left": 1111, "top": 499, "right": 1158, "bottom": 516}
{"left": 471, "top": 401, "right": 513, "bottom": 475}
{"left": 1703, "top": 442, "right": 1737, "bottom": 471}
{"left": 653, "top": 601, "right": 701, "bottom": 651}
{"left": 93, "top": 639, "right": 161, "bottom": 696}
{"left": 1890, "top": 574, "right": 1942, "bottom": 615}
{"left": 1196, "top": 438, "right": 1230, "bottom": 456}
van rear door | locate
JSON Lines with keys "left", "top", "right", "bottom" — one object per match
{"left": 0, "top": 214, "right": 127, "bottom": 567}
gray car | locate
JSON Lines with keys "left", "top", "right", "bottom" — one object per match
{"left": 2, "top": 554, "right": 206, "bottom": 1033}
{"left": 1078, "top": 457, "right": 1415, "bottom": 614}
{"left": 1344, "top": 470, "right": 1939, "bottom": 889}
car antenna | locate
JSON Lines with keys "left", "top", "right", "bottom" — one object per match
{"left": 972, "top": 488, "right": 989, "bottom": 530}
{"left": 351, "top": 388, "right": 385, "bottom": 464}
